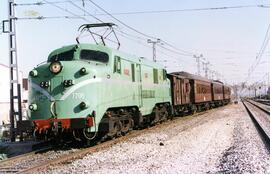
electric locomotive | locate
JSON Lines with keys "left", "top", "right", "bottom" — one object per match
{"left": 28, "top": 38, "right": 172, "bottom": 141}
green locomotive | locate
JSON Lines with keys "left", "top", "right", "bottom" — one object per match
{"left": 28, "top": 43, "right": 172, "bottom": 141}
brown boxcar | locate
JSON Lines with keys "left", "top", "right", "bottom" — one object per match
{"left": 212, "top": 81, "right": 224, "bottom": 101}
{"left": 176, "top": 72, "right": 212, "bottom": 103}
{"left": 168, "top": 74, "right": 190, "bottom": 106}
{"left": 167, "top": 73, "right": 191, "bottom": 115}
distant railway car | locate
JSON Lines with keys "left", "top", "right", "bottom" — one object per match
{"left": 223, "top": 85, "right": 231, "bottom": 104}
{"left": 192, "top": 79, "right": 212, "bottom": 103}
{"left": 212, "top": 81, "right": 224, "bottom": 106}
{"left": 180, "top": 72, "right": 212, "bottom": 110}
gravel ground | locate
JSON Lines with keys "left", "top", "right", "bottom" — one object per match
{"left": 38, "top": 104, "right": 270, "bottom": 174}
{"left": 217, "top": 103, "right": 270, "bottom": 174}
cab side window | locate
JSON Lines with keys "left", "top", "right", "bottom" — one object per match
{"left": 163, "top": 69, "right": 167, "bottom": 80}
{"left": 153, "top": 68, "right": 158, "bottom": 84}
{"left": 114, "top": 56, "right": 121, "bottom": 74}
{"left": 131, "top": 63, "right": 135, "bottom": 82}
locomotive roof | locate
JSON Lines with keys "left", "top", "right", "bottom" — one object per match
{"left": 111, "top": 45, "right": 165, "bottom": 69}
{"left": 48, "top": 43, "right": 165, "bottom": 69}
{"left": 169, "top": 71, "right": 228, "bottom": 85}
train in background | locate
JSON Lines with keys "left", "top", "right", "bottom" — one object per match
{"left": 19, "top": 23, "right": 231, "bottom": 143}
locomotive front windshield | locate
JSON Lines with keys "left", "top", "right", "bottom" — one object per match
{"left": 80, "top": 50, "right": 109, "bottom": 63}
{"left": 49, "top": 49, "right": 75, "bottom": 62}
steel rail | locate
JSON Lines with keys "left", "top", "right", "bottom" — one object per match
{"left": 0, "top": 140, "right": 53, "bottom": 173}
{"left": 256, "top": 99, "right": 270, "bottom": 106}
{"left": 0, "top": 143, "right": 52, "bottom": 166}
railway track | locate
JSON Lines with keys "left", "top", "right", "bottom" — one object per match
{"left": 242, "top": 99, "right": 270, "bottom": 150}
{"left": 0, "top": 145, "right": 53, "bottom": 173}
{"left": 256, "top": 99, "right": 270, "bottom": 106}
{"left": 0, "top": 106, "right": 227, "bottom": 174}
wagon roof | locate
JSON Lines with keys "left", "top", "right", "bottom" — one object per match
{"left": 166, "top": 72, "right": 187, "bottom": 79}
{"left": 212, "top": 80, "right": 224, "bottom": 85}
{"left": 169, "top": 71, "right": 212, "bottom": 82}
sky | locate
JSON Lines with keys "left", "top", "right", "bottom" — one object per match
{"left": 1, "top": 0, "right": 270, "bottom": 86}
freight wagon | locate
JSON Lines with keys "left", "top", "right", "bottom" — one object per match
{"left": 168, "top": 71, "right": 231, "bottom": 116}
{"left": 223, "top": 85, "right": 231, "bottom": 104}
{"left": 212, "top": 81, "right": 224, "bottom": 107}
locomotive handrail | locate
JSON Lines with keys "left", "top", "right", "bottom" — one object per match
{"left": 50, "top": 101, "right": 57, "bottom": 118}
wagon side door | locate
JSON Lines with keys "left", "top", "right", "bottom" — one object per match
{"left": 183, "top": 79, "right": 191, "bottom": 104}
{"left": 173, "top": 76, "right": 181, "bottom": 105}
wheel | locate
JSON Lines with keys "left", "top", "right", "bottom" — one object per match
{"left": 161, "top": 105, "right": 169, "bottom": 122}
{"left": 116, "top": 121, "right": 122, "bottom": 137}
{"left": 72, "top": 130, "right": 82, "bottom": 142}
{"left": 107, "top": 120, "right": 122, "bottom": 138}
{"left": 82, "top": 128, "right": 97, "bottom": 141}
{"left": 121, "top": 119, "right": 132, "bottom": 135}
{"left": 191, "top": 105, "right": 197, "bottom": 114}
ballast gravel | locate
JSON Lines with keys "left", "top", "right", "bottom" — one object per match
{"left": 39, "top": 104, "right": 270, "bottom": 174}
{"left": 0, "top": 148, "right": 79, "bottom": 173}
{"left": 217, "top": 103, "right": 270, "bottom": 174}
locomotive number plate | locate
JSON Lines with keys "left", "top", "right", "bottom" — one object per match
{"left": 72, "top": 92, "right": 85, "bottom": 100}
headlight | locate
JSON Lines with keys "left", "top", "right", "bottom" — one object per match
{"left": 29, "top": 69, "right": 38, "bottom": 77}
{"left": 29, "top": 104, "right": 38, "bottom": 111}
{"left": 40, "top": 81, "right": 50, "bottom": 88}
{"left": 49, "top": 62, "right": 62, "bottom": 74}
{"left": 63, "top": 80, "right": 74, "bottom": 87}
